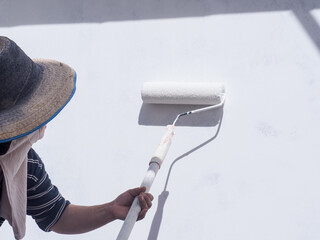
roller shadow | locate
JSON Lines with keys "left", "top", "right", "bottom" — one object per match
{"left": 138, "top": 103, "right": 223, "bottom": 127}
{"left": 147, "top": 111, "right": 224, "bottom": 240}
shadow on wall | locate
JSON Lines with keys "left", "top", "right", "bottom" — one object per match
{"left": 0, "top": 0, "right": 319, "bottom": 26}
{"left": 147, "top": 110, "right": 224, "bottom": 240}
{"left": 1, "top": 0, "right": 320, "bottom": 52}
{"left": 138, "top": 103, "right": 223, "bottom": 127}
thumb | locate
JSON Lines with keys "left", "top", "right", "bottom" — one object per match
{"left": 127, "top": 186, "right": 146, "bottom": 197}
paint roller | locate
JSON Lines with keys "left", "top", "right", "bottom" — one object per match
{"left": 117, "top": 82, "right": 226, "bottom": 240}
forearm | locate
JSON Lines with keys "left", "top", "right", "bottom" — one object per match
{"left": 50, "top": 187, "right": 153, "bottom": 235}
{"left": 51, "top": 202, "right": 116, "bottom": 234}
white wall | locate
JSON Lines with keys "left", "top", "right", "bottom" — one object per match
{"left": 1, "top": 1, "right": 320, "bottom": 239}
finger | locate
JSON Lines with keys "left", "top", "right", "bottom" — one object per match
{"left": 140, "top": 193, "right": 153, "bottom": 208}
{"left": 144, "top": 195, "right": 153, "bottom": 208}
{"left": 127, "top": 186, "right": 146, "bottom": 197}
{"left": 145, "top": 193, "right": 154, "bottom": 201}
{"left": 137, "top": 209, "right": 147, "bottom": 220}
{"left": 139, "top": 194, "right": 148, "bottom": 210}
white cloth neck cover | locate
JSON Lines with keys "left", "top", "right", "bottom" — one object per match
{"left": 0, "top": 127, "right": 45, "bottom": 239}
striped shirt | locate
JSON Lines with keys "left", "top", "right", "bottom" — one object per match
{"left": 0, "top": 148, "right": 70, "bottom": 232}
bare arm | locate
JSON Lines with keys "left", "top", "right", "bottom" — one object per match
{"left": 51, "top": 187, "right": 153, "bottom": 234}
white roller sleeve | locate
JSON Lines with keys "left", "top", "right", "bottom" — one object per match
{"left": 141, "top": 82, "right": 225, "bottom": 105}
{"left": 117, "top": 125, "right": 175, "bottom": 240}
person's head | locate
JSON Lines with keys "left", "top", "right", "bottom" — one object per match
{"left": 0, "top": 36, "right": 76, "bottom": 144}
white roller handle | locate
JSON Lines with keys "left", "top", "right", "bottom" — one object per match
{"left": 116, "top": 125, "right": 175, "bottom": 240}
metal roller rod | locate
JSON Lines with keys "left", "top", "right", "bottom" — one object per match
{"left": 172, "top": 95, "right": 225, "bottom": 126}
{"left": 117, "top": 95, "right": 225, "bottom": 240}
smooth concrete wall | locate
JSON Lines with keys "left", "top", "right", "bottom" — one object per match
{"left": 1, "top": 1, "right": 320, "bottom": 239}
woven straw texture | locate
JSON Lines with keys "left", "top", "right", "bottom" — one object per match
{"left": 0, "top": 59, "right": 75, "bottom": 142}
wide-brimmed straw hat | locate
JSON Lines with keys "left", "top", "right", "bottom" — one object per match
{"left": 0, "top": 36, "right": 76, "bottom": 143}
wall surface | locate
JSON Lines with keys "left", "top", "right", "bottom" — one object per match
{"left": 1, "top": 1, "right": 320, "bottom": 239}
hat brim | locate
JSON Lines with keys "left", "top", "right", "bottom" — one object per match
{"left": 0, "top": 59, "right": 76, "bottom": 143}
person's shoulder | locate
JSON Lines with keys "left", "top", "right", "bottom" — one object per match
{"left": 27, "top": 148, "right": 41, "bottom": 161}
{"left": 27, "top": 148, "right": 46, "bottom": 181}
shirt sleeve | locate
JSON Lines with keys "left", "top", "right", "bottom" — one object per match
{"left": 26, "top": 148, "right": 71, "bottom": 232}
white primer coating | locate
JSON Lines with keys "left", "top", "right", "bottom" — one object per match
{"left": 141, "top": 82, "right": 225, "bottom": 105}
{"left": 2, "top": 4, "right": 320, "bottom": 239}
{"left": 117, "top": 126, "right": 175, "bottom": 240}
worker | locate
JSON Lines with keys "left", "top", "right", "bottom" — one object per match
{"left": 0, "top": 36, "right": 153, "bottom": 239}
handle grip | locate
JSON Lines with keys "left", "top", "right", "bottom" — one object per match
{"left": 149, "top": 125, "right": 175, "bottom": 168}
{"left": 116, "top": 126, "right": 174, "bottom": 240}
